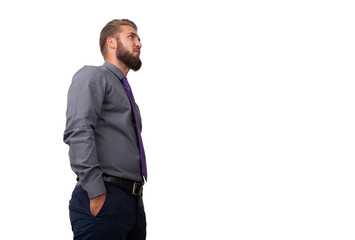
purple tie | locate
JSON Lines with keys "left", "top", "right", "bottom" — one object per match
{"left": 121, "top": 77, "right": 147, "bottom": 181}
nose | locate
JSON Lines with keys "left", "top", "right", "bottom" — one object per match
{"left": 136, "top": 40, "right": 142, "bottom": 49}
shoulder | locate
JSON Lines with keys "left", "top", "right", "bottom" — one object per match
{"left": 69, "top": 66, "right": 114, "bottom": 94}
{"left": 73, "top": 65, "right": 110, "bottom": 81}
{"left": 71, "top": 65, "right": 117, "bottom": 89}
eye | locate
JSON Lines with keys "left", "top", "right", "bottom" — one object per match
{"left": 128, "top": 35, "right": 134, "bottom": 39}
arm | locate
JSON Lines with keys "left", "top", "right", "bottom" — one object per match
{"left": 64, "top": 66, "right": 107, "bottom": 200}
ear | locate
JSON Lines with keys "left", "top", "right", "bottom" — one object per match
{"left": 107, "top": 37, "right": 116, "bottom": 50}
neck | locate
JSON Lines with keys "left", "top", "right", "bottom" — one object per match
{"left": 105, "top": 56, "right": 130, "bottom": 77}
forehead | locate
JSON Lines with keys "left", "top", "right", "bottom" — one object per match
{"left": 119, "top": 25, "right": 139, "bottom": 36}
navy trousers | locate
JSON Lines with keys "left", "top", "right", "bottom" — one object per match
{"left": 69, "top": 182, "right": 146, "bottom": 240}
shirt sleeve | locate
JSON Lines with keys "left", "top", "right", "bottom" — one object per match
{"left": 63, "top": 66, "right": 107, "bottom": 199}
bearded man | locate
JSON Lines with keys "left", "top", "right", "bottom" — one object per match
{"left": 64, "top": 19, "right": 147, "bottom": 240}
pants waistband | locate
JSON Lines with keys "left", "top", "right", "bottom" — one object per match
{"left": 102, "top": 174, "right": 144, "bottom": 197}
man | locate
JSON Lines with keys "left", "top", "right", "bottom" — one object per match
{"left": 64, "top": 19, "right": 147, "bottom": 240}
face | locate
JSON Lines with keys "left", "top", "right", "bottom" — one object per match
{"left": 115, "top": 25, "right": 142, "bottom": 71}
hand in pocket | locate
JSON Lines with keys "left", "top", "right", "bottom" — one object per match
{"left": 90, "top": 193, "right": 106, "bottom": 216}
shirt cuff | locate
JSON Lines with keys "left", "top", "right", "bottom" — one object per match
{"left": 82, "top": 177, "right": 106, "bottom": 199}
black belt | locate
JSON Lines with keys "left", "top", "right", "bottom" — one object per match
{"left": 102, "top": 174, "right": 144, "bottom": 196}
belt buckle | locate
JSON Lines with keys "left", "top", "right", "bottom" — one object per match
{"left": 132, "top": 182, "right": 143, "bottom": 196}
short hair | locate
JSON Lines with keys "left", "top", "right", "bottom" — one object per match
{"left": 99, "top": 19, "right": 138, "bottom": 58}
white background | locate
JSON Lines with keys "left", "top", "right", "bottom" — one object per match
{"left": 1, "top": 0, "right": 354, "bottom": 239}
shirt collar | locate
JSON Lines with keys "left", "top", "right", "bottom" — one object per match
{"left": 103, "top": 62, "right": 125, "bottom": 80}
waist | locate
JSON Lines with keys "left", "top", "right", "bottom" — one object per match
{"left": 102, "top": 174, "right": 144, "bottom": 197}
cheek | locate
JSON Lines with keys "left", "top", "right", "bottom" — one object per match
{"left": 124, "top": 45, "right": 133, "bottom": 53}
{"left": 122, "top": 41, "right": 133, "bottom": 50}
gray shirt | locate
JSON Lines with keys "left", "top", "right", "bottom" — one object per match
{"left": 64, "top": 62, "right": 143, "bottom": 199}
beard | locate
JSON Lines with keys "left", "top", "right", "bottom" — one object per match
{"left": 116, "top": 39, "right": 142, "bottom": 71}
